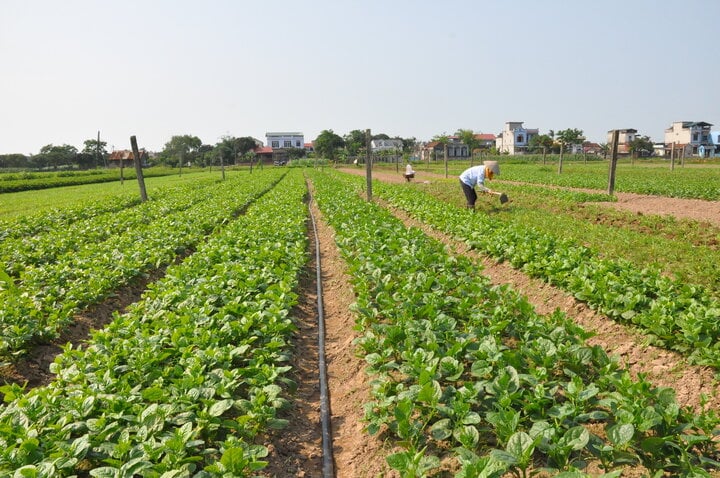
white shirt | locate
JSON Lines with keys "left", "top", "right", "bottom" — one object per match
{"left": 459, "top": 165, "right": 490, "bottom": 192}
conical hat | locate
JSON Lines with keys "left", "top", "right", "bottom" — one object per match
{"left": 483, "top": 160, "right": 500, "bottom": 175}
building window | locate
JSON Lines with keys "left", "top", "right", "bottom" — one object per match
{"left": 516, "top": 135, "right": 524, "bottom": 143}
{"left": 296, "top": 140, "right": 301, "bottom": 147}
{"left": 283, "top": 140, "right": 291, "bottom": 147}
{"left": 271, "top": 141, "right": 279, "bottom": 148}
{"left": 692, "top": 133, "right": 699, "bottom": 142}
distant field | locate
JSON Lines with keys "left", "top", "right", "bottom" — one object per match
{"left": 0, "top": 169, "right": 238, "bottom": 218}
{"left": 399, "top": 157, "right": 720, "bottom": 200}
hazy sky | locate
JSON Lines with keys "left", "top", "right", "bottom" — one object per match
{"left": 1, "top": 0, "right": 718, "bottom": 154}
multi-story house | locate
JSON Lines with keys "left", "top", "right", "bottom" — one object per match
{"left": 606, "top": 128, "right": 637, "bottom": 155}
{"left": 495, "top": 122, "right": 538, "bottom": 154}
{"left": 663, "top": 121, "right": 715, "bottom": 157}
{"left": 265, "top": 132, "right": 304, "bottom": 150}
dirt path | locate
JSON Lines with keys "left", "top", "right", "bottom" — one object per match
{"left": 263, "top": 195, "right": 392, "bottom": 477}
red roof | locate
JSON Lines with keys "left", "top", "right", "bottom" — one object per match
{"left": 474, "top": 134, "right": 495, "bottom": 141}
{"left": 108, "top": 149, "right": 147, "bottom": 161}
{"left": 254, "top": 146, "right": 273, "bottom": 154}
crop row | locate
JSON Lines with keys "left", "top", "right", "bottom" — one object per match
{"left": 495, "top": 162, "right": 720, "bottom": 201}
{"left": 0, "top": 193, "right": 143, "bottom": 242}
{"left": 0, "top": 171, "right": 284, "bottom": 362}
{"left": 365, "top": 174, "right": 720, "bottom": 370}
{"left": 308, "top": 169, "right": 720, "bottom": 476}
{"left": 1, "top": 179, "right": 233, "bottom": 276}
{"left": 0, "top": 168, "right": 179, "bottom": 194}
{"left": 0, "top": 170, "right": 309, "bottom": 476}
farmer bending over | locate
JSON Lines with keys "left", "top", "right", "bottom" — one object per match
{"left": 404, "top": 163, "right": 415, "bottom": 182}
{"left": 459, "top": 161, "right": 500, "bottom": 210}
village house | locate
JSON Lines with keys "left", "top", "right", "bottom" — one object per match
{"left": 663, "top": 121, "right": 715, "bottom": 158}
{"left": 107, "top": 149, "right": 149, "bottom": 168}
{"left": 266, "top": 132, "right": 304, "bottom": 149}
{"left": 419, "top": 136, "right": 469, "bottom": 162}
{"left": 606, "top": 128, "right": 638, "bottom": 155}
{"left": 495, "top": 122, "right": 538, "bottom": 154}
{"left": 265, "top": 132, "right": 304, "bottom": 164}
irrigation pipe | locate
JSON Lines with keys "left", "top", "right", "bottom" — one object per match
{"left": 308, "top": 189, "right": 335, "bottom": 477}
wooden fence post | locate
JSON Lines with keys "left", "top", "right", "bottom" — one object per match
{"left": 130, "top": 136, "right": 148, "bottom": 202}
{"left": 365, "top": 129, "right": 373, "bottom": 202}
{"left": 607, "top": 130, "right": 619, "bottom": 196}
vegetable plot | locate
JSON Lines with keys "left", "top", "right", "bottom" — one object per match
{"left": 309, "top": 170, "right": 720, "bottom": 476}
{"left": 0, "top": 171, "right": 308, "bottom": 476}
{"left": 368, "top": 175, "right": 720, "bottom": 370}
{"left": 0, "top": 171, "right": 282, "bottom": 362}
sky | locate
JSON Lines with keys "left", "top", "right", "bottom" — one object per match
{"left": 1, "top": 0, "right": 718, "bottom": 155}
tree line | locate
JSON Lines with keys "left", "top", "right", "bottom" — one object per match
{"left": 0, "top": 135, "right": 284, "bottom": 171}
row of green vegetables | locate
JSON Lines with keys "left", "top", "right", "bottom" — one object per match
{"left": 494, "top": 162, "right": 720, "bottom": 201}
{"left": 0, "top": 192, "right": 143, "bottom": 242}
{"left": 309, "top": 169, "right": 720, "bottom": 477}
{"left": 366, "top": 175, "right": 720, "bottom": 370}
{"left": 1, "top": 178, "right": 231, "bottom": 276}
{"left": 0, "top": 170, "right": 309, "bottom": 476}
{"left": 0, "top": 168, "right": 181, "bottom": 194}
{"left": 0, "top": 171, "right": 284, "bottom": 363}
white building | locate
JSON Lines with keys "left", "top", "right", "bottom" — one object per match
{"left": 266, "top": 132, "right": 304, "bottom": 150}
{"left": 495, "top": 122, "right": 538, "bottom": 154}
{"left": 370, "top": 138, "right": 403, "bottom": 153}
{"left": 663, "top": 121, "right": 715, "bottom": 157}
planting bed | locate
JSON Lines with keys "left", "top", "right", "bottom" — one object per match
{"left": 1, "top": 167, "right": 719, "bottom": 476}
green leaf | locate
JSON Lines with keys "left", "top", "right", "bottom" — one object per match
{"left": 506, "top": 431, "right": 535, "bottom": 459}
{"left": 454, "top": 425, "right": 480, "bottom": 449}
{"left": 0, "top": 268, "right": 17, "bottom": 293}
{"left": 208, "top": 399, "right": 234, "bottom": 417}
{"left": 386, "top": 451, "right": 410, "bottom": 470}
{"left": 560, "top": 426, "right": 589, "bottom": 450}
{"left": 429, "top": 418, "right": 452, "bottom": 440}
{"left": 90, "top": 467, "right": 118, "bottom": 478}
{"left": 607, "top": 423, "right": 634, "bottom": 447}
{"left": 221, "top": 447, "right": 249, "bottom": 474}
{"left": 13, "top": 466, "right": 38, "bottom": 478}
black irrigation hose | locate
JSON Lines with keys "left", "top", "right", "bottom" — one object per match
{"left": 308, "top": 190, "right": 335, "bottom": 477}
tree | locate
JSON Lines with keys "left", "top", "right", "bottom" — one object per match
{"left": 399, "top": 137, "right": 416, "bottom": 154}
{"left": 528, "top": 134, "right": 555, "bottom": 153}
{"left": 160, "top": 135, "right": 203, "bottom": 167}
{"left": 314, "top": 130, "right": 345, "bottom": 161}
{"left": 343, "top": 129, "right": 367, "bottom": 156}
{"left": 82, "top": 138, "right": 108, "bottom": 169}
{"left": 234, "top": 137, "right": 259, "bottom": 156}
{"left": 555, "top": 128, "right": 585, "bottom": 149}
{"left": 456, "top": 129, "right": 478, "bottom": 163}
{"left": 38, "top": 144, "right": 78, "bottom": 170}
{"left": 628, "top": 135, "right": 654, "bottom": 158}
{"left": 0, "top": 153, "right": 29, "bottom": 169}
{"left": 555, "top": 129, "right": 584, "bottom": 174}
{"left": 286, "top": 147, "right": 306, "bottom": 160}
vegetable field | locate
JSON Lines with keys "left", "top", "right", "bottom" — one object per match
{"left": 1, "top": 164, "right": 719, "bottom": 477}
